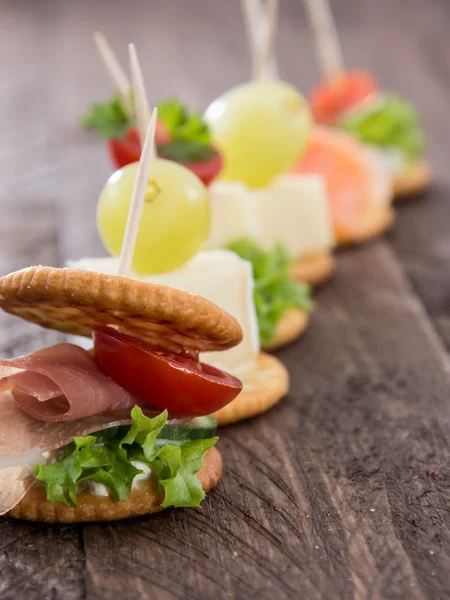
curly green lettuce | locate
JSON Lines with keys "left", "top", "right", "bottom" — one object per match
{"left": 338, "top": 94, "right": 426, "bottom": 161}
{"left": 81, "top": 92, "right": 133, "bottom": 138}
{"left": 35, "top": 407, "right": 217, "bottom": 509}
{"left": 227, "top": 238, "right": 313, "bottom": 344}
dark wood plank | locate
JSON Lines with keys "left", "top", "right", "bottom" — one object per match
{"left": 381, "top": 0, "right": 450, "bottom": 351}
{"left": 0, "top": 2, "right": 85, "bottom": 598}
{"left": 81, "top": 242, "right": 450, "bottom": 600}
{"left": 1, "top": 1, "right": 450, "bottom": 599}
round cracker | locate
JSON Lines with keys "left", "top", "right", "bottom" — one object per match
{"left": 393, "top": 160, "right": 431, "bottom": 199}
{"left": 262, "top": 308, "right": 308, "bottom": 351}
{"left": 290, "top": 251, "right": 335, "bottom": 286}
{"left": 213, "top": 353, "right": 288, "bottom": 425}
{"left": 7, "top": 447, "right": 222, "bottom": 523}
{"left": 0, "top": 266, "right": 242, "bottom": 354}
{"left": 335, "top": 206, "right": 395, "bottom": 247}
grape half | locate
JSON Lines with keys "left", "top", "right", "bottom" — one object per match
{"left": 97, "top": 159, "right": 210, "bottom": 273}
{"left": 204, "top": 81, "right": 311, "bottom": 189}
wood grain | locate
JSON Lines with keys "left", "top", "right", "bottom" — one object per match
{"left": 0, "top": 0, "right": 449, "bottom": 599}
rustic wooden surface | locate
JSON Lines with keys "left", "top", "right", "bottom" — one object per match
{"left": 0, "top": 0, "right": 449, "bottom": 598}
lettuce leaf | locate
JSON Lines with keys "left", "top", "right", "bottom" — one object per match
{"left": 81, "top": 93, "right": 134, "bottom": 139}
{"left": 339, "top": 94, "right": 426, "bottom": 161}
{"left": 226, "top": 238, "right": 314, "bottom": 344}
{"left": 35, "top": 407, "right": 217, "bottom": 509}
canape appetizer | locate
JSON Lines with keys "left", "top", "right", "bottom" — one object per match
{"left": 0, "top": 113, "right": 244, "bottom": 522}
{"left": 203, "top": 11, "right": 336, "bottom": 285}
{"left": 305, "top": 0, "right": 429, "bottom": 198}
{"left": 0, "top": 268, "right": 240, "bottom": 522}
{"left": 71, "top": 45, "right": 290, "bottom": 425}
{"left": 82, "top": 33, "right": 222, "bottom": 186}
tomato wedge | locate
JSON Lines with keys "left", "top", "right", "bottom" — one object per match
{"left": 309, "top": 70, "right": 378, "bottom": 126}
{"left": 107, "top": 128, "right": 140, "bottom": 170}
{"left": 107, "top": 126, "right": 222, "bottom": 186}
{"left": 107, "top": 122, "right": 171, "bottom": 170}
{"left": 93, "top": 327, "right": 242, "bottom": 417}
{"left": 176, "top": 151, "right": 223, "bottom": 186}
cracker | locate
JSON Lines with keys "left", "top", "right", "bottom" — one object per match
{"left": 213, "top": 353, "right": 289, "bottom": 425}
{"left": 7, "top": 447, "right": 222, "bottom": 523}
{"left": 290, "top": 251, "right": 335, "bottom": 286}
{"left": 393, "top": 160, "right": 431, "bottom": 199}
{"left": 335, "top": 206, "right": 395, "bottom": 247}
{"left": 262, "top": 308, "right": 308, "bottom": 351}
{"left": 0, "top": 266, "right": 242, "bottom": 354}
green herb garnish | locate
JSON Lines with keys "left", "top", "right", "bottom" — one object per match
{"left": 227, "top": 238, "right": 314, "bottom": 344}
{"left": 35, "top": 407, "right": 217, "bottom": 509}
{"left": 339, "top": 94, "right": 426, "bottom": 161}
{"left": 157, "top": 97, "right": 215, "bottom": 163}
{"left": 158, "top": 139, "right": 215, "bottom": 163}
{"left": 81, "top": 93, "right": 133, "bottom": 139}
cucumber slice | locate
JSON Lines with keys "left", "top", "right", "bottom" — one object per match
{"left": 158, "top": 415, "right": 217, "bottom": 442}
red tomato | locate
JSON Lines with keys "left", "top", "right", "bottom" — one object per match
{"left": 93, "top": 327, "right": 243, "bottom": 417}
{"left": 107, "top": 122, "right": 171, "bottom": 170}
{"left": 309, "top": 70, "right": 378, "bottom": 126}
{"left": 107, "top": 125, "right": 222, "bottom": 186}
{"left": 107, "top": 128, "right": 140, "bottom": 169}
{"left": 177, "top": 151, "right": 223, "bottom": 186}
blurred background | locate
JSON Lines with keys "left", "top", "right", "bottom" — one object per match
{"left": 0, "top": 0, "right": 448, "bottom": 275}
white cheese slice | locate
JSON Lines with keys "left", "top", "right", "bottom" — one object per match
{"left": 67, "top": 250, "right": 259, "bottom": 375}
{"left": 205, "top": 181, "right": 258, "bottom": 249}
{"left": 205, "top": 175, "right": 334, "bottom": 257}
{"left": 252, "top": 174, "right": 335, "bottom": 256}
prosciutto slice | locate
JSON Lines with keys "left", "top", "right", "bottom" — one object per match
{"left": 0, "top": 344, "right": 138, "bottom": 422}
{"left": 0, "top": 390, "right": 141, "bottom": 514}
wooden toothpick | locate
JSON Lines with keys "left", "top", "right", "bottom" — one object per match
{"left": 93, "top": 31, "right": 134, "bottom": 116}
{"left": 303, "top": 0, "right": 345, "bottom": 81}
{"left": 241, "top": 0, "right": 261, "bottom": 68}
{"left": 241, "top": 0, "right": 279, "bottom": 82}
{"left": 128, "top": 43, "right": 151, "bottom": 148}
{"left": 117, "top": 108, "right": 158, "bottom": 277}
{"left": 255, "top": 0, "right": 279, "bottom": 81}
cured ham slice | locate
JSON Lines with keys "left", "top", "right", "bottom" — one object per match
{"left": 0, "top": 344, "right": 138, "bottom": 422}
{"left": 0, "top": 390, "right": 188, "bottom": 515}
{"left": 0, "top": 390, "right": 141, "bottom": 514}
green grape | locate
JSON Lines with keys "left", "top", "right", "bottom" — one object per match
{"left": 97, "top": 158, "right": 210, "bottom": 273}
{"left": 204, "top": 81, "right": 311, "bottom": 189}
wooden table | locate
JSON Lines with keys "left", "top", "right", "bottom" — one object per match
{"left": 1, "top": 1, "right": 449, "bottom": 598}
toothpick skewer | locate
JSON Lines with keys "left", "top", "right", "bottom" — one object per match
{"left": 241, "top": 0, "right": 261, "bottom": 68}
{"left": 128, "top": 43, "right": 151, "bottom": 148}
{"left": 117, "top": 108, "right": 158, "bottom": 277}
{"left": 93, "top": 31, "right": 134, "bottom": 116}
{"left": 254, "top": 0, "right": 279, "bottom": 81}
{"left": 303, "top": 0, "right": 345, "bottom": 81}
{"left": 241, "top": 0, "right": 279, "bottom": 82}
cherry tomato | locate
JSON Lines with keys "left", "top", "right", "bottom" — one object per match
{"left": 93, "top": 327, "right": 242, "bottom": 417}
{"left": 107, "top": 126, "right": 222, "bottom": 186}
{"left": 309, "top": 70, "right": 378, "bottom": 126}
{"left": 107, "top": 122, "right": 171, "bottom": 170}
{"left": 177, "top": 150, "right": 223, "bottom": 186}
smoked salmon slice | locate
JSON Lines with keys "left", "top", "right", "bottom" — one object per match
{"left": 291, "top": 127, "right": 392, "bottom": 242}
